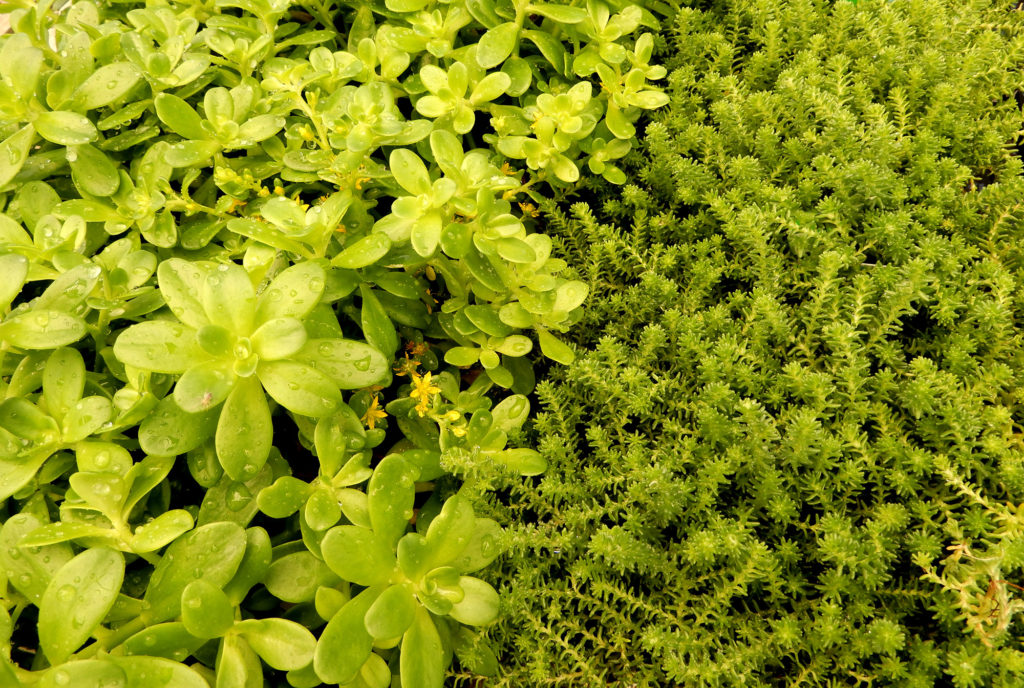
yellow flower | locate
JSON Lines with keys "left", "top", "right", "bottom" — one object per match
{"left": 409, "top": 371, "right": 440, "bottom": 417}
{"left": 361, "top": 395, "right": 387, "bottom": 430}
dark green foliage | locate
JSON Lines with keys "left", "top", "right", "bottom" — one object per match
{"left": 478, "top": 0, "right": 1024, "bottom": 685}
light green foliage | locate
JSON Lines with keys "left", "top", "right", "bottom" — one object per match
{"left": 0, "top": 0, "right": 669, "bottom": 685}
{"left": 479, "top": 0, "right": 1024, "bottom": 686}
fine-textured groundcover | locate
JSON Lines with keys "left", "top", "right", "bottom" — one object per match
{"left": 480, "top": 0, "right": 1024, "bottom": 686}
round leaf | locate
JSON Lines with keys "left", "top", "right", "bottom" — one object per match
{"left": 181, "top": 579, "right": 235, "bottom": 639}
{"left": 448, "top": 576, "right": 500, "bottom": 626}
{"left": 257, "top": 476, "right": 311, "bottom": 519}
{"left": 251, "top": 317, "right": 307, "bottom": 360}
{"left": 173, "top": 360, "right": 237, "bottom": 413}
{"left": 363, "top": 583, "right": 417, "bottom": 639}
{"left": 255, "top": 260, "right": 326, "bottom": 324}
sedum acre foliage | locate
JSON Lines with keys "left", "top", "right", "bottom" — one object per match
{"left": 480, "top": 0, "right": 1024, "bottom": 686}
{"left": 0, "top": 0, "right": 668, "bottom": 686}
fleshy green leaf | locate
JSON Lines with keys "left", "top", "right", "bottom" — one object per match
{"left": 448, "top": 576, "right": 500, "bottom": 626}
{"left": 360, "top": 285, "right": 398, "bottom": 358}
{"left": 258, "top": 360, "right": 342, "bottom": 417}
{"left": 154, "top": 93, "right": 208, "bottom": 140}
{"left": 294, "top": 338, "right": 389, "bottom": 389}
{"left": 321, "top": 525, "right": 397, "bottom": 586}
{"left": 202, "top": 262, "right": 256, "bottom": 335}
{"left": 34, "top": 111, "right": 98, "bottom": 145}
{"left": 264, "top": 550, "right": 340, "bottom": 603}
{"left": 173, "top": 360, "right": 237, "bottom": 412}
{"left": 368, "top": 455, "right": 418, "bottom": 548}
{"left": 70, "top": 143, "right": 121, "bottom": 197}
{"left": 73, "top": 62, "right": 142, "bottom": 110}
{"left": 156, "top": 258, "right": 210, "bottom": 329}
{"left": 390, "top": 148, "right": 432, "bottom": 196}
{"left": 143, "top": 521, "right": 247, "bottom": 625}
{"left": 0, "top": 513, "right": 73, "bottom": 604}
{"left": 0, "top": 310, "right": 87, "bottom": 350}
{"left": 255, "top": 260, "right": 326, "bottom": 324}
{"left": 113, "top": 321, "right": 203, "bottom": 374}
{"left": 424, "top": 495, "right": 476, "bottom": 567}
{"left": 400, "top": 606, "right": 444, "bottom": 688}
{"left": 0, "top": 125, "right": 35, "bottom": 189}
{"left": 129, "top": 510, "right": 194, "bottom": 553}
{"left": 39, "top": 548, "right": 124, "bottom": 664}
{"left": 234, "top": 618, "right": 317, "bottom": 671}
{"left": 251, "top": 317, "right": 307, "bottom": 360}
{"left": 332, "top": 234, "right": 393, "bottom": 269}
{"left": 110, "top": 655, "right": 209, "bottom": 687}
{"left": 216, "top": 375, "right": 272, "bottom": 480}
{"left": 363, "top": 583, "right": 417, "bottom": 639}
{"left": 476, "top": 22, "right": 519, "bottom": 69}
{"left": 313, "top": 587, "right": 382, "bottom": 684}
{"left": 257, "top": 476, "right": 311, "bottom": 519}
{"left": 537, "top": 328, "right": 575, "bottom": 364}
{"left": 138, "top": 396, "right": 219, "bottom": 456}
{"left": 451, "top": 518, "right": 504, "bottom": 573}
{"left": 42, "top": 347, "right": 85, "bottom": 423}
{"left": 181, "top": 579, "right": 235, "bottom": 639}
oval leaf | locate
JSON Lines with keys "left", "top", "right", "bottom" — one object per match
{"left": 320, "top": 525, "right": 396, "bottom": 586}
{"left": 39, "top": 548, "right": 124, "bottom": 664}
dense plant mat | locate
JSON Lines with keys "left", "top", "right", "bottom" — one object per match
{"left": 480, "top": 0, "right": 1024, "bottom": 685}
{"left": 0, "top": 0, "right": 672, "bottom": 686}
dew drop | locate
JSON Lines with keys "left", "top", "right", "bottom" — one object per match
{"left": 353, "top": 356, "right": 371, "bottom": 371}
{"left": 57, "top": 584, "right": 76, "bottom": 602}
{"left": 53, "top": 670, "right": 71, "bottom": 686}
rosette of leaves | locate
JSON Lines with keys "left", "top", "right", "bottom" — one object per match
{"left": 309, "top": 454, "right": 504, "bottom": 688}
{"left": 113, "top": 258, "right": 389, "bottom": 479}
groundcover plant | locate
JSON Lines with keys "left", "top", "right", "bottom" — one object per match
{"left": 0, "top": 0, "right": 669, "bottom": 686}
{"left": 477, "top": 0, "right": 1024, "bottom": 686}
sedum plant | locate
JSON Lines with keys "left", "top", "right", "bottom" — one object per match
{"left": 478, "top": 0, "right": 1024, "bottom": 686}
{"left": 0, "top": 0, "right": 669, "bottom": 686}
